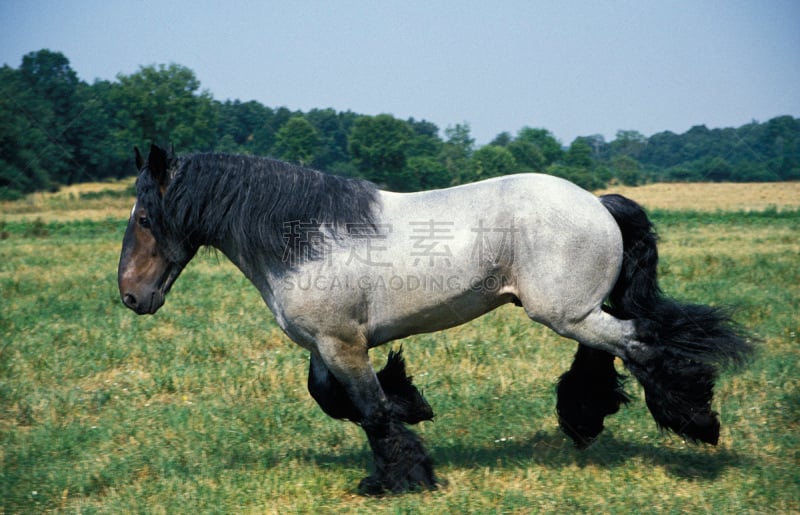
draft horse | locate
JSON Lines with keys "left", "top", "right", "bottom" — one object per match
{"left": 118, "top": 145, "right": 752, "bottom": 494}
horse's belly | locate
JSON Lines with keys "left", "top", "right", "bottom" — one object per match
{"left": 276, "top": 263, "right": 514, "bottom": 348}
{"left": 365, "top": 282, "right": 514, "bottom": 345}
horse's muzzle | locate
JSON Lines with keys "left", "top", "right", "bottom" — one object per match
{"left": 121, "top": 289, "right": 164, "bottom": 315}
{"left": 119, "top": 262, "right": 181, "bottom": 315}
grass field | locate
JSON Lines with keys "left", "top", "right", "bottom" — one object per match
{"left": 1, "top": 182, "right": 798, "bottom": 513}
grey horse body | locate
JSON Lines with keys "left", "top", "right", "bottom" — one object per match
{"left": 217, "top": 174, "right": 631, "bottom": 388}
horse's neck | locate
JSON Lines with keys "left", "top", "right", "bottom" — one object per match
{"left": 213, "top": 232, "right": 278, "bottom": 296}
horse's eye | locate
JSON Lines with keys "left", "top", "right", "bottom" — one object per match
{"left": 138, "top": 216, "right": 151, "bottom": 229}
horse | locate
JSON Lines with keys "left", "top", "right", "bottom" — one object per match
{"left": 118, "top": 144, "right": 752, "bottom": 494}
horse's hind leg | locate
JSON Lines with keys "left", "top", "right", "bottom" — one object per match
{"left": 556, "top": 343, "right": 630, "bottom": 448}
{"left": 310, "top": 340, "right": 436, "bottom": 494}
{"left": 524, "top": 304, "right": 640, "bottom": 445}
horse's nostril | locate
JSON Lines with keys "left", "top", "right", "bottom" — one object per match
{"left": 124, "top": 293, "right": 138, "bottom": 307}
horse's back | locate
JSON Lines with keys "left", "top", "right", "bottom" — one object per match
{"left": 382, "top": 173, "right": 605, "bottom": 219}
{"left": 379, "top": 173, "right": 618, "bottom": 251}
{"left": 374, "top": 173, "right": 623, "bottom": 332}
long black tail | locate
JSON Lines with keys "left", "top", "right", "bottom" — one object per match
{"left": 599, "top": 194, "right": 754, "bottom": 444}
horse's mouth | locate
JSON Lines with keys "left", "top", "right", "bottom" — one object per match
{"left": 123, "top": 262, "right": 182, "bottom": 315}
{"left": 159, "top": 262, "right": 182, "bottom": 297}
{"left": 147, "top": 262, "right": 182, "bottom": 313}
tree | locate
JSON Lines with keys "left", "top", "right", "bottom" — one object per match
{"left": 215, "top": 99, "right": 274, "bottom": 152}
{"left": 564, "top": 139, "right": 593, "bottom": 169}
{"left": 638, "top": 130, "right": 682, "bottom": 168}
{"left": 610, "top": 155, "right": 642, "bottom": 186}
{"left": 611, "top": 130, "right": 647, "bottom": 158}
{"left": 507, "top": 139, "right": 545, "bottom": 172}
{"left": 579, "top": 134, "right": 607, "bottom": 158}
{"left": 490, "top": 132, "right": 513, "bottom": 147}
{"left": 396, "top": 156, "right": 452, "bottom": 191}
{"left": 546, "top": 163, "right": 604, "bottom": 191}
{"left": 443, "top": 123, "right": 474, "bottom": 159}
{"left": 0, "top": 50, "right": 91, "bottom": 195}
{"left": 469, "top": 145, "right": 517, "bottom": 181}
{"left": 110, "top": 64, "right": 216, "bottom": 154}
{"left": 246, "top": 106, "right": 295, "bottom": 156}
{"left": 20, "top": 50, "right": 81, "bottom": 181}
{"left": 406, "top": 118, "right": 443, "bottom": 159}
{"left": 273, "top": 116, "right": 320, "bottom": 165}
{"left": 440, "top": 123, "right": 474, "bottom": 182}
{"left": 348, "top": 114, "right": 414, "bottom": 188}
{"left": 304, "top": 108, "right": 355, "bottom": 169}
{"left": 19, "top": 49, "right": 79, "bottom": 122}
{"left": 70, "top": 79, "right": 124, "bottom": 181}
{"left": 699, "top": 156, "right": 733, "bottom": 182}
{"left": 516, "top": 127, "right": 563, "bottom": 165}
{"left": 764, "top": 116, "right": 800, "bottom": 180}
{"left": 0, "top": 65, "right": 51, "bottom": 198}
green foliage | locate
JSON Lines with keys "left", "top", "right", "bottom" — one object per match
{"left": 304, "top": 108, "right": 358, "bottom": 170}
{"left": 110, "top": 63, "right": 217, "bottom": 154}
{"left": 348, "top": 114, "right": 416, "bottom": 189}
{"left": 439, "top": 123, "right": 475, "bottom": 182}
{"left": 631, "top": 118, "right": 800, "bottom": 182}
{"left": 564, "top": 140, "right": 593, "bottom": 168}
{"left": 2, "top": 48, "right": 799, "bottom": 200}
{"left": 1, "top": 52, "right": 69, "bottom": 197}
{"left": 610, "top": 155, "right": 643, "bottom": 186}
{"left": 516, "top": 127, "right": 564, "bottom": 165}
{"left": 273, "top": 116, "right": 320, "bottom": 166}
{"left": 403, "top": 156, "right": 453, "bottom": 191}
{"left": 610, "top": 129, "right": 647, "bottom": 159}
{"left": 214, "top": 99, "right": 276, "bottom": 153}
{"left": 546, "top": 163, "right": 605, "bottom": 191}
{"left": 507, "top": 139, "right": 546, "bottom": 172}
{"left": 468, "top": 145, "right": 518, "bottom": 181}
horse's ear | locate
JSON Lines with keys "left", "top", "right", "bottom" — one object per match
{"left": 134, "top": 146, "right": 144, "bottom": 170}
{"left": 147, "top": 144, "right": 171, "bottom": 192}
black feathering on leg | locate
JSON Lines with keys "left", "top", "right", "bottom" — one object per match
{"left": 358, "top": 406, "right": 437, "bottom": 495}
{"left": 557, "top": 344, "right": 630, "bottom": 448}
{"left": 308, "top": 347, "right": 434, "bottom": 425}
{"left": 376, "top": 347, "right": 434, "bottom": 424}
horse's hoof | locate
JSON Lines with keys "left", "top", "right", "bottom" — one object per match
{"left": 356, "top": 472, "right": 438, "bottom": 496}
{"left": 357, "top": 475, "right": 387, "bottom": 496}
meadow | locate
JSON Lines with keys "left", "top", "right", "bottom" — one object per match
{"left": 1, "top": 182, "right": 798, "bottom": 513}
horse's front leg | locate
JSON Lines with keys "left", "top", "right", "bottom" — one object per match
{"left": 312, "top": 338, "right": 436, "bottom": 495}
{"left": 308, "top": 348, "right": 434, "bottom": 424}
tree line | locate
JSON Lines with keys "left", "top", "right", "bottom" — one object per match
{"left": 2, "top": 49, "right": 798, "bottom": 200}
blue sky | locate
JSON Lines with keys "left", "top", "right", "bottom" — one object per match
{"left": 2, "top": 0, "right": 798, "bottom": 144}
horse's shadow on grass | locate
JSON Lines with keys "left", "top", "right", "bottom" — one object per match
{"left": 438, "top": 430, "right": 748, "bottom": 480}
{"left": 299, "top": 429, "right": 748, "bottom": 482}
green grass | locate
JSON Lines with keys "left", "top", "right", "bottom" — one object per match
{"left": 1, "top": 209, "right": 798, "bottom": 513}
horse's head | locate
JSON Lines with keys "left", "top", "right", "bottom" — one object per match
{"left": 118, "top": 145, "right": 196, "bottom": 314}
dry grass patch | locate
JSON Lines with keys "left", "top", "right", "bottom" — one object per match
{"left": 1, "top": 178, "right": 135, "bottom": 222}
{"left": 595, "top": 182, "right": 800, "bottom": 211}
{"left": 658, "top": 223, "right": 799, "bottom": 259}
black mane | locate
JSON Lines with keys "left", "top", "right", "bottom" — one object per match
{"left": 154, "top": 153, "right": 380, "bottom": 270}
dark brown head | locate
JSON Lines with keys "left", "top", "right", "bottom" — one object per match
{"left": 118, "top": 145, "right": 194, "bottom": 314}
